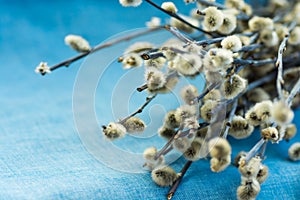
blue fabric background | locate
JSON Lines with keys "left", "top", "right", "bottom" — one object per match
{"left": 0, "top": 0, "right": 299, "bottom": 199}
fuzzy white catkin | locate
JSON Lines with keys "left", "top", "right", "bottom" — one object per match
{"left": 238, "top": 156, "right": 261, "bottom": 178}
{"left": 261, "top": 127, "right": 280, "bottom": 143}
{"left": 164, "top": 110, "right": 180, "bottom": 129}
{"left": 288, "top": 26, "right": 300, "bottom": 45}
{"left": 183, "top": 116, "right": 200, "bottom": 129}
{"left": 203, "top": 48, "right": 233, "bottom": 72}
{"left": 175, "top": 104, "right": 197, "bottom": 123}
{"left": 143, "top": 147, "right": 165, "bottom": 170}
{"left": 218, "top": 14, "right": 237, "bottom": 35}
{"left": 124, "top": 42, "right": 154, "bottom": 54}
{"left": 204, "top": 71, "right": 225, "bottom": 84}
{"left": 234, "top": 151, "right": 247, "bottom": 167}
{"left": 248, "top": 16, "right": 274, "bottom": 31}
{"left": 35, "top": 62, "right": 51, "bottom": 74}
{"left": 144, "top": 67, "right": 166, "bottom": 90}
{"left": 256, "top": 165, "right": 269, "bottom": 184}
{"left": 122, "top": 117, "right": 146, "bottom": 133}
{"left": 151, "top": 166, "right": 178, "bottom": 187}
{"left": 152, "top": 75, "right": 179, "bottom": 94}
{"left": 200, "top": 100, "right": 219, "bottom": 122}
{"left": 161, "top": 2, "right": 178, "bottom": 13}
{"left": 221, "top": 74, "right": 248, "bottom": 99}
{"left": 229, "top": 116, "right": 254, "bottom": 139}
{"left": 288, "top": 142, "right": 300, "bottom": 161}
{"left": 158, "top": 126, "right": 176, "bottom": 140}
{"left": 119, "top": 0, "right": 142, "bottom": 7}
{"left": 184, "top": 140, "right": 202, "bottom": 161}
{"left": 122, "top": 53, "right": 143, "bottom": 69}
{"left": 102, "top": 122, "right": 127, "bottom": 141}
{"left": 201, "top": 7, "right": 224, "bottom": 32}
{"left": 208, "top": 137, "right": 231, "bottom": 158}
{"left": 173, "top": 137, "right": 191, "bottom": 152}
{"left": 203, "top": 89, "right": 222, "bottom": 103}
{"left": 283, "top": 124, "right": 297, "bottom": 141}
{"left": 210, "top": 155, "right": 231, "bottom": 172}
{"left": 259, "top": 28, "right": 279, "bottom": 47}
{"left": 64, "top": 34, "right": 91, "bottom": 52}
{"left": 172, "top": 54, "right": 203, "bottom": 76}
{"left": 225, "top": 0, "right": 245, "bottom": 9}
{"left": 221, "top": 35, "right": 242, "bottom": 52}
{"left": 272, "top": 101, "right": 294, "bottom": 125}
{"left": 237, "top": 178, "right": 261, "bottom": 200}
{"left": 180, "top": 84, "right": 199, "bottom": 105}
{"left": 146, "top": 17, "right": 161, "bottom": 28}
{"left": 245, "top": 100, "right": 273, "bottom": 126}
{"left": 144, "top": 57, "right": 166, "bottom": 69}
{"left": 143, "top": 146, "right": 158, "bottom": 161}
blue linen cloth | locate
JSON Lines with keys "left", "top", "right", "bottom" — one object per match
{"left": 0, "top": 0, "right": 299, "bottom": 199}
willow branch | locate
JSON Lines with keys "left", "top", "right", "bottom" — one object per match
{"left": 275, "top": 21, "right": 296, "bottom": 98}
{"left": 44, "top": 26, "right": 165, "bottom": 75}
{"left": 167, "top": 161, "right": 193, "bottom": 200}
{"left": 119, "top": 94, "right": 157, "bottom": 124}
{"left": 222, "top": 99, "right": 238, "bottom": 138}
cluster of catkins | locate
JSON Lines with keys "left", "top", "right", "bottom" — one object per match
{"left": 36, "top": 0, "right": 300, "bottom": 199}
{"left": 116, "top": 0, "right": 300, "bottom": 199}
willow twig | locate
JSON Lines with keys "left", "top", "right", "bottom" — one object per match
{"left": 222, "top": 99, "right": 238, "bottom": 138}
{"left": 244, "top": 138, "right": 266, "bottom": 163}
{"left": 275, "top": 21, "right": 297, "bottom": 98}
{"left": 43, "top": 26, "right": 165, "bottom": 75}
{"left": 167, "top": 161, "right": 193, "bottom": 200}
{"left": 234, "top": 58, "right": 275, "bottom": 66}
{"left": 286, "top": 78, "right": 300, "bottom": 106}
{"left": 119, "top": 94, "right": 157, "bottom": 124}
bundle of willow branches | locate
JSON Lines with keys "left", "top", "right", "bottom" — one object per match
{"left": 36, "top": 0, "right": 300, "bottom": 199}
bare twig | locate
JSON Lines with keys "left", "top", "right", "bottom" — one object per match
{"left": 275, "top": 21, "right": 297, "bottom": 99}
{"left": 119, "top": 94, "right": 157, "bottom": 124}
{"left": 141, "top": 52, "right": 165, "bottom": 60}
{"left": 244, "top": 138, "right": 266, "bottom": 163}
{"left": 42, "top": 26, "right": 165, "bottom": 75}
{"left": 286, "top": 78, "right": 300, "bottom": 106}
{"left": 222, "top": 99, "right": 238, "bottom": 138}
{"left": 168, "top": 26, "right": 194, "bottom": 44}
{"left": 155, "top": 129, "right": 180, "bottom": 160}
{"left": 167, "top": 161, "right": 193, "bottom": 200}
{"left": 275, "top": 35, "right": 289, "bottom": 99}
{"left": 137, "top": 84, "right": 148, "bottom": 92}
{"left": 236, "top": 43, "right": 262, "bottom": 53}
{"left": 233, "top": 58, "right": 275, "bottom": 66}
{"left": 192, "top": 81, "right": 221, "bottom": 104}
{"left": 257, "top": 141, "right": 268, "bottom": 160}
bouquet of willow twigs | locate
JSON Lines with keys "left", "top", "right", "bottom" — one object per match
{"left": 36, "top": 0, "right": 300, "bottom": 199}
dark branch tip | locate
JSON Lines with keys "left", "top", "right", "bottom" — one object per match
{"left": 141, "top": 53, "right": 150, "bottom": 60}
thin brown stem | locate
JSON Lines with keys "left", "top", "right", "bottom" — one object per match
{"left": 222, "top": 99, "right": 238, "bottom": 138}
{"left": 119, "top": 94, "right": 157, "bottom": 124}
{"left": 155, "top": 129, "right": 180, "bottom": 160}
{"left": 192, "top": 81, "right": 221, "bottom": 104}
{"left": 167, "top": 161, "right": 193, "bottom": 200}
{"left": 42, "top": 26, "right": 165, "bottom": 75}
{"left": 137, "top": 84, "right": 148, "bottom": 92}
